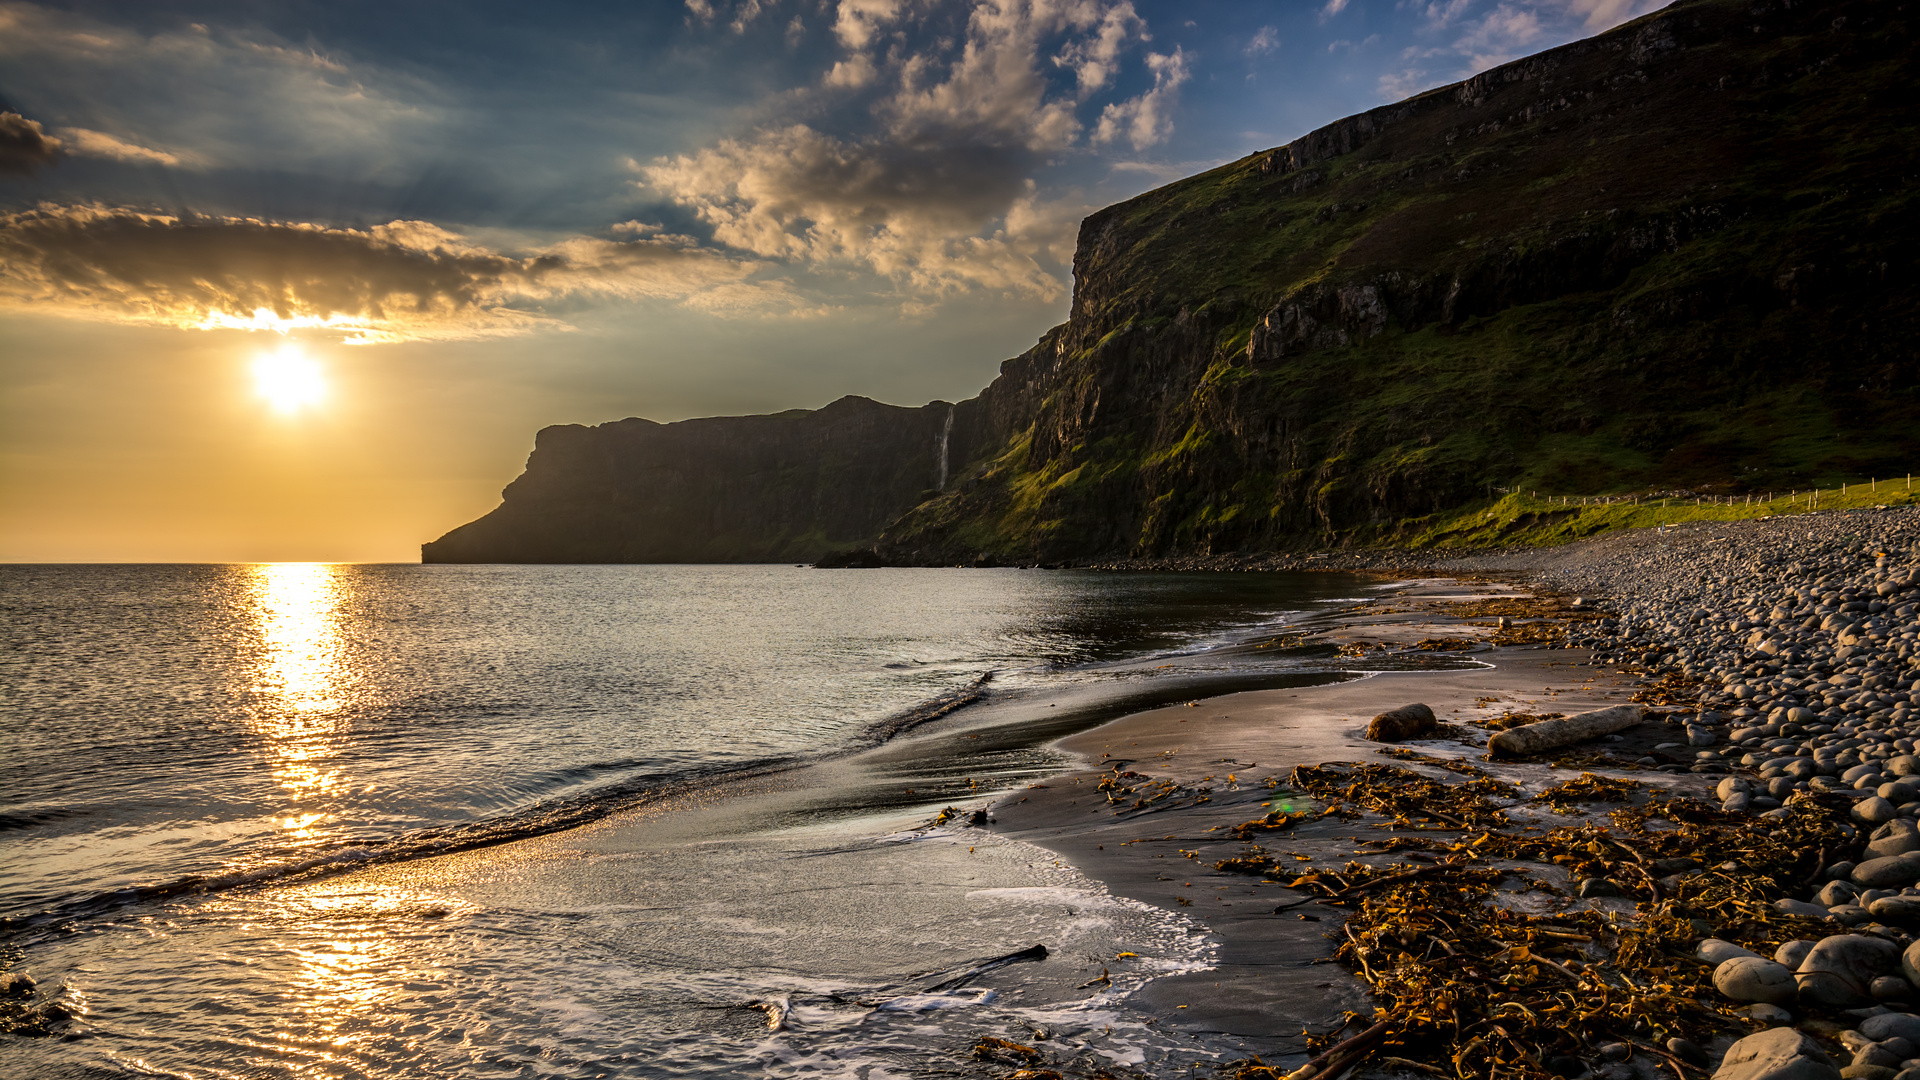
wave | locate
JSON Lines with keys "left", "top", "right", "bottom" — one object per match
{"left": 1, "top": 675, "right": 1001, "bottom": 944}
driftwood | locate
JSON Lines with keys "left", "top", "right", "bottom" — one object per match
{"left": 1488, "top": 705, "right": 1646, "bottom": 758}
{"left": 1365, "top": 703, "right": 1437, "bottom": 742}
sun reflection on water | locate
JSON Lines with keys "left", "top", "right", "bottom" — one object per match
{"left": 245, "top": 563, "right": 351, "bottom": 807}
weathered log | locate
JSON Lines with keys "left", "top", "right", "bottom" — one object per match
{"left": 1365, "top": 703, "right": 1437, "bottom": 742}
{"left": 1488, "top": 705, "right": 1646, "bottom": 758}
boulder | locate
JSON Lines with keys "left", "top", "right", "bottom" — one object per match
{"left": 1711, "top": 1028, "right": 1841, "bottom": 1080}
{"left": 1891, "top": 756, "right": 1920, "bottom": 778}
{"left": 1860, "top": 798, "right": 1901, "bottom": 825}
{"left": 1718, "top": 957, "right": 1800, "bottom": 1004}
{"left": 1365, "top": 703, "right": 1437, "bottom": 742}
{"left": 1797, "top": 934, "right": 1903, "bottom": 1007}
{"left": 1489, "top": 705, "right": 1648, "bottom": 758}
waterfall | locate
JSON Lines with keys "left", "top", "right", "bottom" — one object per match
{"left": 935, "top": 405, "right": 955, "bottom": 491}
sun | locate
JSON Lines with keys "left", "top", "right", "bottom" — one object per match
{"left": 252, "top": 345, "right": 328, "bottom": 415}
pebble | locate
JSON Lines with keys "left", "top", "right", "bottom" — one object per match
{"left": 1796, "top": 935, "right": 1902, "bottom": 1008}
{"left": 1702, "top": 939, "right": 1764, "bottom": 964}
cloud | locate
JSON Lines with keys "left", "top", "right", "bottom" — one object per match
{"left": 1092, "top": 47, "right": 1189, "bottom": 150}
{"left": 644, "top": 0, "right": 1178, "bottom": 302}
{"left": 1319, "top": 0, "right": 1351, "bottom": 21}
{"left": 1454, "top": 3, "right": 1547, "bottom": 70}
{"left": 1244, "top": 26, "right": 1279, "bottom": 58}
{"left": 0, "top": 2, "right": 444, "bottom": 178}
{"left": 0, "top": 204, "right": 769, "bottom": 342}
{"left": 0, "top": 111, "right": 61, "bottom": 175}
{"left": 61, "top": 128, "right": 185, "bottom": 167}
{"left": 1564, "top": 0, "right": 1666, "bottom": 29}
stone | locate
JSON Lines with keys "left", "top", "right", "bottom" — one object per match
{"left": 1716, "top": 956, "right": 1800, "bottom": 1004}
{"left": 1798, "top": 935, "right": 1905, "bottom": 1007}
{"left": 1365, "top": 703, "right": 1437, "bottom": 742}
{"left": 1868, "top": 822, "right": 1920, "bottom": 860}
{"left": 1825, "top": 881, "right": 1867, "bottom": 907}
{"left": 1872, "top": 896, "right": 1920, "bottom": 922}
{"left": 1671, "top": 1039, "right": 1710, "bottom": 1066}
{"left": 1722, "top": 777, "right": 1755, "bottom": 800}
{"left": 1578, "top": 877, "right": 1622, "bottom": 897}
{"left": 1862, "top": 1013, "right": 1920, "bottom": 1043}
{"left": 1780, "top": 898, "right": 1839, "bottom": 918}
{"left": 1711, "top": 1028, "right": 1841, "bottom": 1080}
{"left": 1845, "top": 1065, "right": 1899, "bottom": 1080}
{"left": 1780, "top": 941, "right": 1818, "bottom": 968}
{"left": 1892, "top": 756, "right": 1920, "bottom": 778}
{"left": 1741, "top": 1003, "right": 1795, "bottom": 1025}
{"left": 1901, "top": 939, "right": 1920, "bottom": 989}
{"left": 1728, "top": 793, "right": 1755, "bottom": 812}
{"left": 1702, "top": 939, "right": 1764, "bottom": 964}
{"left": 1874, "top": 976, "right": 1916, "bottom": 1001}
{"left": 1859, "top": 1046, "right": 1905, "bottom": 1069}
{"left": 1855, "top": 854, "right": 1920, "bottom": 890}
{"left": 1861, "top": 798, "right": 1902, "bottom": 825}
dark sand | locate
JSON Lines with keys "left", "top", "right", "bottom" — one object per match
{"left": 985, "top": 577, "right": 1709, "bottom": 1059}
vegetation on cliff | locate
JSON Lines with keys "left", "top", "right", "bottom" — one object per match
{"left": 875, "top": 0, "right": 1919, "bottom": 564}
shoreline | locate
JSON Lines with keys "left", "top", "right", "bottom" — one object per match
{"left": 971, "top": 506, "right": 1920, "bottom": 1078}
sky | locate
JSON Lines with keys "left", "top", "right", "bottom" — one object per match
{"left": 0, "top": 0, "right": 1666, "bottom": 562}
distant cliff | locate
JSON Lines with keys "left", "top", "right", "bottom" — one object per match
{"left": 422, "top": 396, "right": 987, "bottom": 563}
{"left": 428, "top": 0, "right": 1919, "bottom": 565}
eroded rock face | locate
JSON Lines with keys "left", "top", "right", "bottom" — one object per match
{"left": 423, "top": 397, "right": 967, "bottom": 564}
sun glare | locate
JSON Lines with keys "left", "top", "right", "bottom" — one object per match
{"left": 253, "top": 345, "right": 328, "bottom": 414}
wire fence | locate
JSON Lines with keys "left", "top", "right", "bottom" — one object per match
{"left": 1511, "top": 475, "right": 1918, "bottom": 511}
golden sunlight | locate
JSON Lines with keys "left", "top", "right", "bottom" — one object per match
{"left": 252, "top": 343, "right": 328, "bottom": 414}
{"left": 245, "top": 563, "right": 350, "bottom": 806}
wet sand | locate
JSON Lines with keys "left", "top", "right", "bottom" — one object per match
{"left": 983, "top": 577, "right": 1704, "bottom": 1061}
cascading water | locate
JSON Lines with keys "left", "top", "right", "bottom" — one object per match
{"left": 936, "top": 404, "right": 954, "bottom": 491}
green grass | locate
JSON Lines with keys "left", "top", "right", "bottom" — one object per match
{"left": 1398, "top": 479, "right": 1920, "bottom": 550}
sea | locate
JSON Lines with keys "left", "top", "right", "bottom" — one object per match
{"left": 1, "top": 563, "right": 1403, "bottom": 1079}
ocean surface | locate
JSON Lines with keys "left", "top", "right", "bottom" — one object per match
{"left": 1, "top": 563, "right": 1397, "bottom": 1078}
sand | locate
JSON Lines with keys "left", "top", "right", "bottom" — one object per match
{"left": 983, "top": 576, "right": 1705, "bottom": 1058}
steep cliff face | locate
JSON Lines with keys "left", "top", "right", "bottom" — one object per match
{"left": 429, "top": 0, "right": 1918, "bottom": 566}
{"left": 875, "top": 0, "right": 1920, "bottom": 563}
{"left": 423, "top": 396, "right": 980, "bottom": 563}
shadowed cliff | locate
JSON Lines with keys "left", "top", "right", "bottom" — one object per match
{"left": 422, "top": 396, "right": 987, "bottom": 563}
{"left": 428, "top": 0, "right": 1919, "bottom": 565}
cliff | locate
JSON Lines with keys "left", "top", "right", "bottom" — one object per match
{"left": 422, "top": 396, "right": 985, "bottom": 563}
{"left": 428, "top": 0, "right": 1919, "bottom": 565}
{"left": 874, "top": 0, "right": 1920, "bottom": 563}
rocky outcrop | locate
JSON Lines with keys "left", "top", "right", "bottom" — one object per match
{"left": 423, "top": 396, "right": 978, "bottom": 563}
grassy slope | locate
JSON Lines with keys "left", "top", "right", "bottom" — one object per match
{"left": 880, "top": 0, "right": 1920, "bottom": 561}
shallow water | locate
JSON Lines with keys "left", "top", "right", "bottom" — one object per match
{"left": 1, "top": 564, "right": 1390, "bottom": 1077}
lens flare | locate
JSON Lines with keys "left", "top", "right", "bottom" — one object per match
{"left": 252, "top": 344, "right": 328, "bottom": 414}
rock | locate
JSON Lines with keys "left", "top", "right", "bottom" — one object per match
{"left": 1671, "top": 1038, "right": 1710, "bottom": 1066}
{"left": 1702, "top": 939, "right": 1764, "bottom": 964}
{"left": 1892, "top": 756, "right": 1920, "bottom": 778}
{"left": 1489, "top": 705, "right": 1648, "bottom": 758}
{"left": 0, "top": 972, "right": 32, "bottom": 998}
{"left": 1780, "top": 898, "right": 1839, "bottom": 918}
{"left": 1716, "top": 956, "right": 1800, "bottom": 1004}
{"left": 1578, "top": 877, "right": 1623, "bottom": 897}
{"left": 1779, "top": 941, "right": 1818, "bottom": 968}
{"left": 1844, "top": 1065, "right": 1899, "bottom": 1080}
{"left": 1901, "top": 939, "right": 1920, "bottom": 988}
{"left": 1364, "top": 703, "right": 1437, "bottom": 742}
{"left": 1861, "top": 798, "right": 1901, "bottom": 825}
{"left": 1798, "top": 935, "right": 1903, "bottom": 1007}
{"left": 1862, "top": 1013, "right": 1920, "bottom": 1043}
{"left": 1824, "top": 881, "right": 1866, "bottom": 907}
{"left": 1855, "top": 855, "right": 1920, "bottom": 890}
{"left": 1872, "top": 896, "right": 1920, "bottom": 922}
{"left": 1858, "top": 1046, "right": 1905, "bottom": 1069}
{"left": 1873, "top": 976, "right": 1915, "bottom": 1001}
{"left": 1741, "top": 1003, "right": 1795, "bottom": 1025}
{"left": 1728, "top": 793, "right": 1755, "bottom": 812}
{"left": 1599, "top": 1042, "right": 1631, "bottom": 1062}
{"left": 1722, "top": 777, "right": 1755, "bottom": 800}
{"left": 1711, "top": 1028, "right": 1841, "bottom": 1080}
{"left": 1868, "top": 822, "right": 1920, "bottom": 860}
